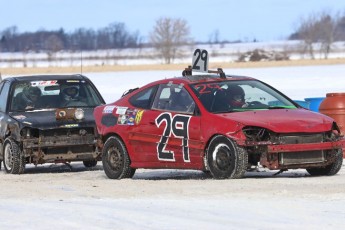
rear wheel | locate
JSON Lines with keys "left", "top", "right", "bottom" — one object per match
{"left": 206, "top": 135, "right": 248, "bottom": 179}
{"left": 3, "top": 138, "right": 25, "bottom": 174}
{"left": 306, "top": 149, "right": 343, "bottom": 176}
{"left": 83, "top": 159, "right": 97, "bottom": 168}
{"left": 102, "top": 136, "right": 135, "bottom": 179}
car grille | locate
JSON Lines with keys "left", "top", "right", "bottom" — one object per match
{"left": 23, "top": 127, "right": 96, "bottom": 150}
{"left": 278, "top": 134, "right": 325, "bottom": 165}
{"left": 278, "top": 133, "right": 323, "bottom": 144}
{"left": 41, "top": 127, "right": 95, "bottom": 136}
{"left": 279, "top": 150, "right": 325, "bottom": 165}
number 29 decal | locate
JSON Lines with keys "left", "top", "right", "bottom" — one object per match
{"left": 192, "top": 48, "right": 209, "bottom": 73}
{"left": 155, "top": 112, "right": 191, "bottom": 162}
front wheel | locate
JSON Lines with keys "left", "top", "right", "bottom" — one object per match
{"left": 3, "top": 138, "right": 25, "bottom": 174}
{"left": 306, "top": 149, "right": 343, "bottom": 176}
{"left": 102, "top": 136, "right": 135, "bottom": 179}
{"left": 206, "top": 135, "right": 248, "bottom": 179}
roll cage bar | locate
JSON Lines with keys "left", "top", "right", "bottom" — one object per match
{"left": 182, "top": 65, "right": 226, "bottom": 79}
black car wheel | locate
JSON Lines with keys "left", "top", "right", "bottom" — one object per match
{"left": 3, "top": 138, "right": 25, "bottom": 174}
{"left": 102, "top": 136, "right": 135, "bottom": 179}
{"left": 206, "top": 135, "right": 248, "bottom": 179}
{"left": 306, "top": 149, "right": 343, "bottom": 176}
{"left": 83, "top": 160, "right": 98, "bottom": 168}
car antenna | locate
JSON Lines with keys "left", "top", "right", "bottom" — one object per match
{"left": 80, "top": 50, "right": 83, "bottom": 75}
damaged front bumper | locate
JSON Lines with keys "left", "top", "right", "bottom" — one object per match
{"left": 22, "top": 133, "right": 101, "bottom": 164}
{"left": 245, "top": 138, "right": 345, "bottom": 170}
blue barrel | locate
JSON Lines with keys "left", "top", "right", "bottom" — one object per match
{"left": 304, "top": 97, "right": 325, "bottom": 112}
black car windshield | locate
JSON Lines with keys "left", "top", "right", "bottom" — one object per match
{"left": 190, "top": 80, "right": 297, "bottom": 113}
{"left": 10, "top": 79, "right": 103, "bottom": 111}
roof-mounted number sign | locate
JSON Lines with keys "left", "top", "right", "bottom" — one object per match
{"left": 192, "top": 49, "right": 209, "bottom": 73}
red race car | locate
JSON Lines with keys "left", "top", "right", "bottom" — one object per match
{"left": 94, "top": 60, "right": 344, "bottom": 179}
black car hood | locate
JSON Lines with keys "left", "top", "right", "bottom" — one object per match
{"left": 9, "top": 108, "right": 95, "bottom": 129}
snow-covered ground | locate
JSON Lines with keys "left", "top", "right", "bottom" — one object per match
{"left": 87, "top": 64, "right": 345, "bottom": 103}
{"left": 1, "top": 64, "right": 345, "bottom": 229}
{"left": 1, "top": 40, "right": 345, "bottom": 68}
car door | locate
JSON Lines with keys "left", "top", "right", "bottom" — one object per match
{"left": 130, "top": 83, "right": 203, "bottom": 169}
{"left": 0, "top": 81, "right": 12, "bottom": 160}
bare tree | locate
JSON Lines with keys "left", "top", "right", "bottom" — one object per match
{"left": 293, "top": 11, "right": 336, "bottom": 59}
{"left": 334, "top": 11, "right": 345, "bottom": 41}
{"left": 208, "top": 29, "right": 220, "bottom": 44}
{"left": 0, "top": 26, "right": 18, "bottom": 52}
{"left": 316, "top": 12, "right": 336, "bottom": 59}
{"left": 149, "top": 17, "right": 192, "bottom": 64}
{"left": 45, "top": 34, "right": 64, "bottom": 63}
{"left": 296, "top": 13, "right": 320, "bottom": 59}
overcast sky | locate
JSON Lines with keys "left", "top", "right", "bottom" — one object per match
{"left": 1, "top": 0, "right": 345, "bottom": 42}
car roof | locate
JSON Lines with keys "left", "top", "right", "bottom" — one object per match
{"left": 4, "top": 74, "right": 90, "bottom": 83}
{"left": 148, "top": 74, "right": 255, "bottom": 86}
{"left": 182, "top": 74, "right": 254, "bottom": 83}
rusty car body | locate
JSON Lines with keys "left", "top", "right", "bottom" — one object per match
{"left": 0, "top": 74, "right": 105, "bottom": 174}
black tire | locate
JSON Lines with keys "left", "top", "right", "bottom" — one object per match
{"left": 102, "top": 136, "right": 135, "bottom": 179}
{"left": 306, "top": 149, "right": 343, "bottom": 176}
{"left": 202, "top": 170, "right": 213, "bottom": 177}
{"left": 3, "top": 138, "right": 25, "bottom": 174}
{"left": 127, "top": 168, "right": 136, "bottom": 178}
{"left": 206, "top": 135, "right": 248, "bottom": 179}
{"left": 83, "top": 159, "right": 98, "bottom": 168}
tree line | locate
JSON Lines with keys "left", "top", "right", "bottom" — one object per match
{"left": 1, "top": 10, "right": 345, "bottom": 64}
{"left": 0, "top": 22, "right": 142, "bottom": 52}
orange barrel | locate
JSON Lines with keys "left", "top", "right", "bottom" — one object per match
{"left": 319, "top": 93, "right": 345, "bottom": 158}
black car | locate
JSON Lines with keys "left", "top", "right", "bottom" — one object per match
{"left": 0, "top": 74, "right": 105, "bottom": 174}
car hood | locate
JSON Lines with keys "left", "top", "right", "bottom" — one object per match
{"left": 217, "top": 108, "right": 334, "bottom": 133}
{"left": 10, "top": 108, "right": 96, "bottom": 129}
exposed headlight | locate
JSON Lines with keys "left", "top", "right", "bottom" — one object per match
{"left": 74, "top": 108, "right": 84, "bottom": 120}
{"left": 242, "top": 126, "right": 271, "bottom": 141}
{"left": 20, "top": 128, "right": 31, "bottom": 138}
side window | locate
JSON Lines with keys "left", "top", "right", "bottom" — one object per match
{"left": 0, "top": 82, "right": 10, "bottom": 112}
{"left": 129, "top": 86, "right": 157, "bottom": 109}
{"left": 152, "top": 83, "right": 195, "bottom": 114}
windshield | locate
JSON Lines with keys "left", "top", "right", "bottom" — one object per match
{"left": 10, "top": 79, "right": 103, "bottom": 112}
{"left": 190, "top": 80, "right": 297, "bottom": 113}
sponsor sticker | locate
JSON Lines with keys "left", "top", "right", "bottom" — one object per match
{"left": 127, "top": 115, "right": 135, "bottom": 125}
{"left": 118, "top": 115, "right": 127, "bottom": 124}
{"left": 116, "top": 107, "right": 128, "bottom": 115}
{"left": 103, "top": 106, "right": 116, "bottom": 114}
{"left": 31, "top": 80, "right": 58, "bottom": 86}
{"left": 135, "top": 110, "right": 144, "bottom": 124}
